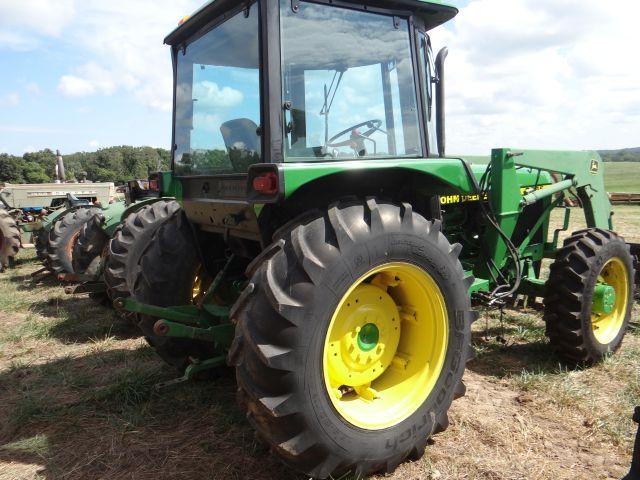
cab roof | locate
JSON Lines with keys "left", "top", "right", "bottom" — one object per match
{"left": 165, "top": 0, "right": 458, "bottom": 46}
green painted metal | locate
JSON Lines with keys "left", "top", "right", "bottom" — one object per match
{"left": 485, "top": 148, "right": 610, "bottom": 274}
{"left": 155, "top": 319, "right": 234, "bottom": 346}
{"left": 469, "top": 276, "right": 490, "bottom": 294}
{"left": 155, "top": 356, "right": 227, "bottom": 389}
{"left": 116, "top": 297, "right": 202, "bottom": 325}
{"left": 593, "top": 283, "right": 616, "bottom": 315}
{"left": 281, "top": 158, "right": 550, "bottom": 200}
{"left": 518, "top": 196, "right": 564, "bottom": 258}
{"left": 98, "top": 201, "right": 128, "bottom": 237}
{"left": 521, "top": 179, "right": 575, "bottom": 206}
{"left": 159, "top": 171, "right": 183, "bottom": 200}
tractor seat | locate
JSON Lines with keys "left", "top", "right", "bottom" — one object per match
{"left": 65, "top": 193, "right": 91, "bottom": 208}
{"left": 220, "top": 118, "right": 261, "bottom": 172}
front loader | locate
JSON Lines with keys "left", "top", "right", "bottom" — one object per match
{"left": 115, "top": 0, "right": 637, "bottom": 477}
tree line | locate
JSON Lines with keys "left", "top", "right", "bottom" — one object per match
{"left": 598, "top": 147, "right": 640, "bottom": 163}
{"left": 0, "top": 147, "right": 171, "bottom": 184}
{"left": 1, "top": 146, "right": 639, "bottom": 185}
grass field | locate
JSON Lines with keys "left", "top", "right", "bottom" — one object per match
{"left": 604, "top": 163, "right": 640, "bottom": 192}
{"left": 461, "top": 158, "right": 640, "bottom": 193}
{"left": 1, "top": 206, "right": 639, "bottom": 480}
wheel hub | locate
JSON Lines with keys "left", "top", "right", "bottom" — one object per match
{"left": 357, "top": 323, "right": 379, "bottom": 352}
{"left": 591, "top": 257, "right": 629, "bottom": 345}
{"left": 326, "top": 284, "right": 400, "bottom": 388}
{"left": 323, "top": 262, "right": 449, "bottom": 430}
{"left": 592, "top": 283, "right": 616, "bottom": 315}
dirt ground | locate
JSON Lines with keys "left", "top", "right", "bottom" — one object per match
{"left": 0, "top": 206, "right": 639, "bottom": 480}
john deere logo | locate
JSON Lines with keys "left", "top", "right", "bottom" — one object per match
{"left": 590, "top": 159, "right": 599, "bottom": 174}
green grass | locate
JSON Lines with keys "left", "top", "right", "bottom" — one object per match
{"left": 604, "top": 162, "right": 640, "bottom": 192}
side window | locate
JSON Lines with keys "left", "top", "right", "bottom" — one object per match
{"left": 419, "top": 33, "right": 438, "bottom": 156}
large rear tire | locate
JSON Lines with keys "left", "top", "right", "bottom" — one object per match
{"left": 47, "top": 207, "right": 101, "bottom": 275}
{"left": 72, "top": 213, "right": 109, "bottom": 277}
{"left": 130, "top": 208, "right": 216, "bottom": 371}
{"left": 104, "top": 200, "right": 180, "bottom": 307}
{"left": 229, "top": 199, "right": 475, "bottom": 479}
{"left": 0, "top": 209, "right": 21, "bottom": 271}
{"left": 544, "top": 228, "right": 635, "bottom": 363}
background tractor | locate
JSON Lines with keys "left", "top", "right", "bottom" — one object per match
{"left": 63, "top": 173, "right": 183, "bottom": 309}
{"left": 0, "top": 179, "right": 114, "bottom": 272}
{"left": 111, "top": 0, "right": 638, "bottom": 478}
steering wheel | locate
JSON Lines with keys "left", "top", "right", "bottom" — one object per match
{"left": 327, "top": 119, "right": 385, "bottom": 150}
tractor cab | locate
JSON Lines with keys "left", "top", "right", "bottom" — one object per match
{"left": 165, "top": 0, "right": 457, "bottom": 178}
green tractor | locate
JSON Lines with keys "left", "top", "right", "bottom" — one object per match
{"left": 0, "top": 180, "right": 115, "bottom": 272}
{"left": 62, "top": 174, "right": 183, "bottom": 305}
{"left": 115, "top": 0, "right": 637, "bottom": 477}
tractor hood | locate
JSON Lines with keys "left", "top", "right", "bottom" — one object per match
{"left": 165, "top": 0, "right": 458, "bottom": 46}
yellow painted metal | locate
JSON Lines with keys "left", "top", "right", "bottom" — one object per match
{"left": 323, "top": 262, "right": 449, "bottom": 430}
{"left": 192, "top": 270, "right": 203, "bottom": 301}
{"left": 591, "top": 258, "right": 629, "bottom": 345}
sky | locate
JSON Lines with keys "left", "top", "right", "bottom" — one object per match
{"left": 0, "top": 0, "right": 639, "bottom": 156}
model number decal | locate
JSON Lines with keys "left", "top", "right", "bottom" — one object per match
{"left": 439, "top": 185, "right": 547, "bottom": 205}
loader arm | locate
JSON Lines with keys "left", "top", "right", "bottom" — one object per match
{"left": 485, "top": 148, "right": 612, "bottom": 273}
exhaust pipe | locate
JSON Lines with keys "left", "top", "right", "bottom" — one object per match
{"left": 55, "top": 149, "right": 66, "bottom": 183}
{"left": 435, "top": 47, "right": 448, "bottom": 158}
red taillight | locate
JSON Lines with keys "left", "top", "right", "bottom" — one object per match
{"left": 252, "top": 172, "right": 278, "bottom": 195}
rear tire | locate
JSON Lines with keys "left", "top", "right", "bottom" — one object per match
{"left": 33, "top": 229, "right": 48, "bottom": 264}
{"left": 104, "top": 200, "right": 180, "bottom": 308}
{"left": 47, "top": 207, "right": 101, "bottom": 275}
{"left": 0, "top": 209, "right": 21, "bottom": 271}
{"left": 130, "top": 208, "right": 216, "bottom": 371}
{"left": 229, "top": 199, "right": 475, "bottom": 479}
{"left": 72, "top": 213, "right": 109, "bottom": 277}
{"left": 544, "top": 228, "right": 635, "bottom": 363}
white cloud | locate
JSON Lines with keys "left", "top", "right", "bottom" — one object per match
{"left": 1, "top": 92, "right": 20, "bottom": 107}
{"left": 25, "top": 82, "right": 41, "bottom": 95}
{"left": 88, "top": 140, "right": 100, "bottom": 149}
{"left": 0, "top": 0, "right": 75, "bottom": 50}
{"left": 58, "top": 75, "right": 97, "bottom": 97}
{"left": 58, "top": 62, "right": 119, "bottom": 97}
{"left": 23, "top": 145, "right": 36, "bottom": 153}
{"left": 0, "top": 0, "right": 75, "bottom": 36}
{"left": 430, "top": 0, "right": 640, "bottom": 153}
{"left": 193, "top": 81, "right": 244, "bottom": 109}
{"left": 0, "top": 0, "right": 200, "bottom": 109}
{"left": 52, "top": 0, "right": 200, "bottom": 111}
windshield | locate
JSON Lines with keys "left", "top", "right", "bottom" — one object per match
{"left": 280, "top": 1, "right": 422, "bottom": 161}
{"left": 173, "top": 5, "right": 261, "bottom": 176}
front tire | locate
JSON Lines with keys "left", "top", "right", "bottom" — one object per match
{"left": 544, "top": 228, "right": 635, "bottom": 363}
{"left": 230, "top": 199, "right": 475, "bottom": 479}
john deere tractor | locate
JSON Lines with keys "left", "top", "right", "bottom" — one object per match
{"left": 116, "top": 0, "right": 637, "bottom": 477}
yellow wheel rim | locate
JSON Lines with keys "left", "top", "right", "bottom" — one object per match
{"left": 323, "top": 262, "right": 448, "bottom": 430}
{"left": 591, "top": 257, "right": 629, "bottom": 345}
